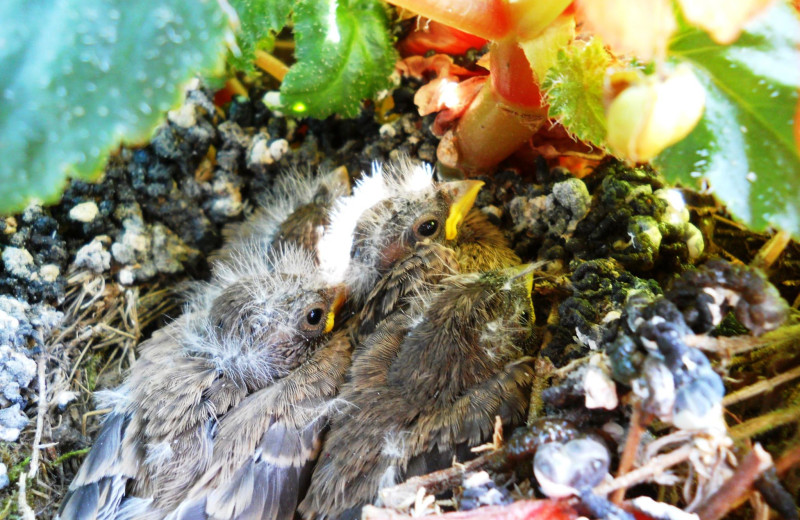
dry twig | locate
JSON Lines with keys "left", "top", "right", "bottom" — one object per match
{"left": 695, "top": 444, "right": 773, "bottom": 520}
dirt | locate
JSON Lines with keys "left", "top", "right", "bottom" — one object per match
{"left": 0, "top": 78, "right": 798, "bottom": 518}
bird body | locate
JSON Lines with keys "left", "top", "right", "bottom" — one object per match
{"left": 214, "top": 166, "right": 350, "bottom": 266}
{"left": 60, "top": 245, "right": 349, "bottom": 520}
{"left": 300, "top": 267, "right": 537, "bottom": 520}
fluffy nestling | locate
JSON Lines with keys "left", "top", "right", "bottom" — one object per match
{"left": 59, "top": 245, "right": 348, "bottom": 520}
{"left": 318, "top": 156, "right": 483, "bottom": 304}
{"left": 299, "top": 266, "right": 538, "bottom": 520}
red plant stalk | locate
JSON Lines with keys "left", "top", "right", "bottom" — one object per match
{"left": 443, "top": 39, "right": 547, "bottom": 172}
{"left": 387, "top": 0, "right": 573, "bottom": 173}
{"left": 388, "top": 0, "right": 512, "bottom": 40}
{"left": 398, "top": 21, "right": 488, "bottom": 56}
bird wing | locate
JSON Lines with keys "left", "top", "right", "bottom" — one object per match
{"left": 59, "top": 320, "right": 237, "bottom": 520}
{"left": 58, "top": 413, "right": 138, "bottom": 520}
{"left": 170, "top": 331, "right": 353, "bottom": 520}
{"left": 357, "top": 241, "right": 458, "bottom": 343}
{"left": 406, "top": 356, "right": 536, "bottom": 476}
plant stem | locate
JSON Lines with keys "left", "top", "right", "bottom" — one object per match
{"left": 255, "top": 50, "right": 289, "bottom": 81}
{"left": 611, "top": 403, "right": 651, "bottom": 504}
{"left": 729, "top": 404, "right": 800, "bottom": 440}
{"left": 695, "top": 445, "right": 773, "bottom": 520}
{"left": 442, "top": 83, "right": 546, "bottom": 172}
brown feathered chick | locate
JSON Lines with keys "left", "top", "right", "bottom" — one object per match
{"left": 59, "top": 245, "right": 349, "bottom": 520}
{"left": 355, "top": 208, "right": 520, "bottom": 343}
{"left": 299, "top": 266, "right": 537, "bottom": 520}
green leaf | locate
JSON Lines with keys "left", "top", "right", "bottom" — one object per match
{"left": 0, "top": 0, "right": 229, "bottom": 215}
{"left": 280, "top": 0, "right": 397, "bottom": 118}
{"left": 655, "top": 2, "right": 800, "bottom": 236}
{"left": 228, "top": 0, "right": 292, "bottom": 72}
{"left": 541, "top": 37, "right": 611, "bottom": 146}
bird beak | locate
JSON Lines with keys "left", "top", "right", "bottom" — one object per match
{"left": 442, "top": 180, "right": 485, "bottom": 240}
{"left": 324, "top": 286, "right": 348, "bottom": 333}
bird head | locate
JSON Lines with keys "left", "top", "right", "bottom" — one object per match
{"left": 319, "top": 156, "right": 483, "bottom": 302}
{"left": 185, "top": 244, "right": 346, "bottom": 388}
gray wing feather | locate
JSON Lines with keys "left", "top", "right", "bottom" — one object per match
{"left": 59, "top": 414, "right": 134, "bottom": 520}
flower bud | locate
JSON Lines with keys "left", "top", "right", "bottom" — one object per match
{"left": 606, "top": 64, "right": 706, "bottom": 163}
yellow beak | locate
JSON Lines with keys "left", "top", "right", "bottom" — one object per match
{"left": 324, "top": 287, "right": 348, "bottom": 333}
{"left": 443, "top": 180, "right": 485, "bottom": 240}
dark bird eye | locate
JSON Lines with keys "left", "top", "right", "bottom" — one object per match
{"left": 417, "top": 219, "right": 438, "bottom": 237}
{"left": 306, "top": 308, "right": 324, "bottom": 326}
{"left": 520, "top": 310, "right": 531, "bottom": 325}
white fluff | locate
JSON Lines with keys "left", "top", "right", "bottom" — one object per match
{"left": 318, "top": 157, "right": 437, "bottom": 301}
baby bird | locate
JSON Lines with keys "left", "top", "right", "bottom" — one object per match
{"left": 299, "top": 266, "right": 538, "bottom": 520}
{"left": 319, "top": 156, "right": 483, "bottom": 305}
{"left": 356, "top": 209, "right": 521, "bottom": 342}
{"left": 214, "top": 165, "right": 350, "bottom": 265}
{"left": 59, "top": 245, "right": 349, "bottom": 520}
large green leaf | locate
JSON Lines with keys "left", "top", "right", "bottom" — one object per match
{"left": 228, "top": 0, "right": 292, "bottom": 72}
{"left": 541, "top": 37, "right": 611, "bottom": 146}
{"left": 279, "top": 0, "right": 397, "bottom": 118}
{"left": 655, "top": 2, "right": 800, "bottom": 235}
{"left": 0, "top": 0, "right": 228, "bottom": 215}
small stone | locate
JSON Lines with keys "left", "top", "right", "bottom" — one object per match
{"left": 39, "top": 264, "right": 60, "bottom": 282}
{"left": 167, "top": 102, "right": 198, "bottom": 128}
{"left": 2, "top": 247, "right": 35, "bottom": 279}
{"left": 584, "top": 364, "right": 619, "bottom": 410}
{"left": 379, "top": 123, "right": 397, "bottom": 139}
{"left": 73, "top": 237, "right": 112, "bottom": 273}
{"left": 0, "top": 463, "right": 8, "bottom": 490}
{"left": 0, "top": 345, "right": 37, "bottom": 404}
{"left": 246, "top": 133, "right": 274, "bottom": 169}
{"left": 269, "top": 139, "right": 289, "bottom": 162}
{"left": 111, "top": 218, "right": 150, "bottom": 265}
{"left": 2, "top": 217, "right": 16, "bottom": 235}
{"left": 68, "top": 201, "right": 100, "bottom": 223}
{"left": 118, "top": 268, "right": 135, "bottom": 285}
{"left": 0, "top": 404, "right": 29, "bottom": 442}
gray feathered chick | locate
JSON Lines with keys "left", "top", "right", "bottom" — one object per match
{"left": 59, "top": 245, "right": 349, "bottom": 520}
{"left": 318, "top": 157, "right": 483, "bottom": 305}
{"left": 214, "top": 165, "right": 350, "bottom": 266}
{"left": 299, "top": 266, "right": 538, "bottom": 520}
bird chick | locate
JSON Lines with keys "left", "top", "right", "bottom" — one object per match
{"left": 355, "top": 209, "right": 519, "bottom": 343}
{"left": 59, "top": 245, "right": 349, "bottom": 520}
{"left": 299, "top": 265, "right": 538, "bottom": 520}
{"left": 214, "top": 165, "right": 350, "bottom": 265}
{"left": 319, "top": 157, "right": 483, "bottom": 305}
